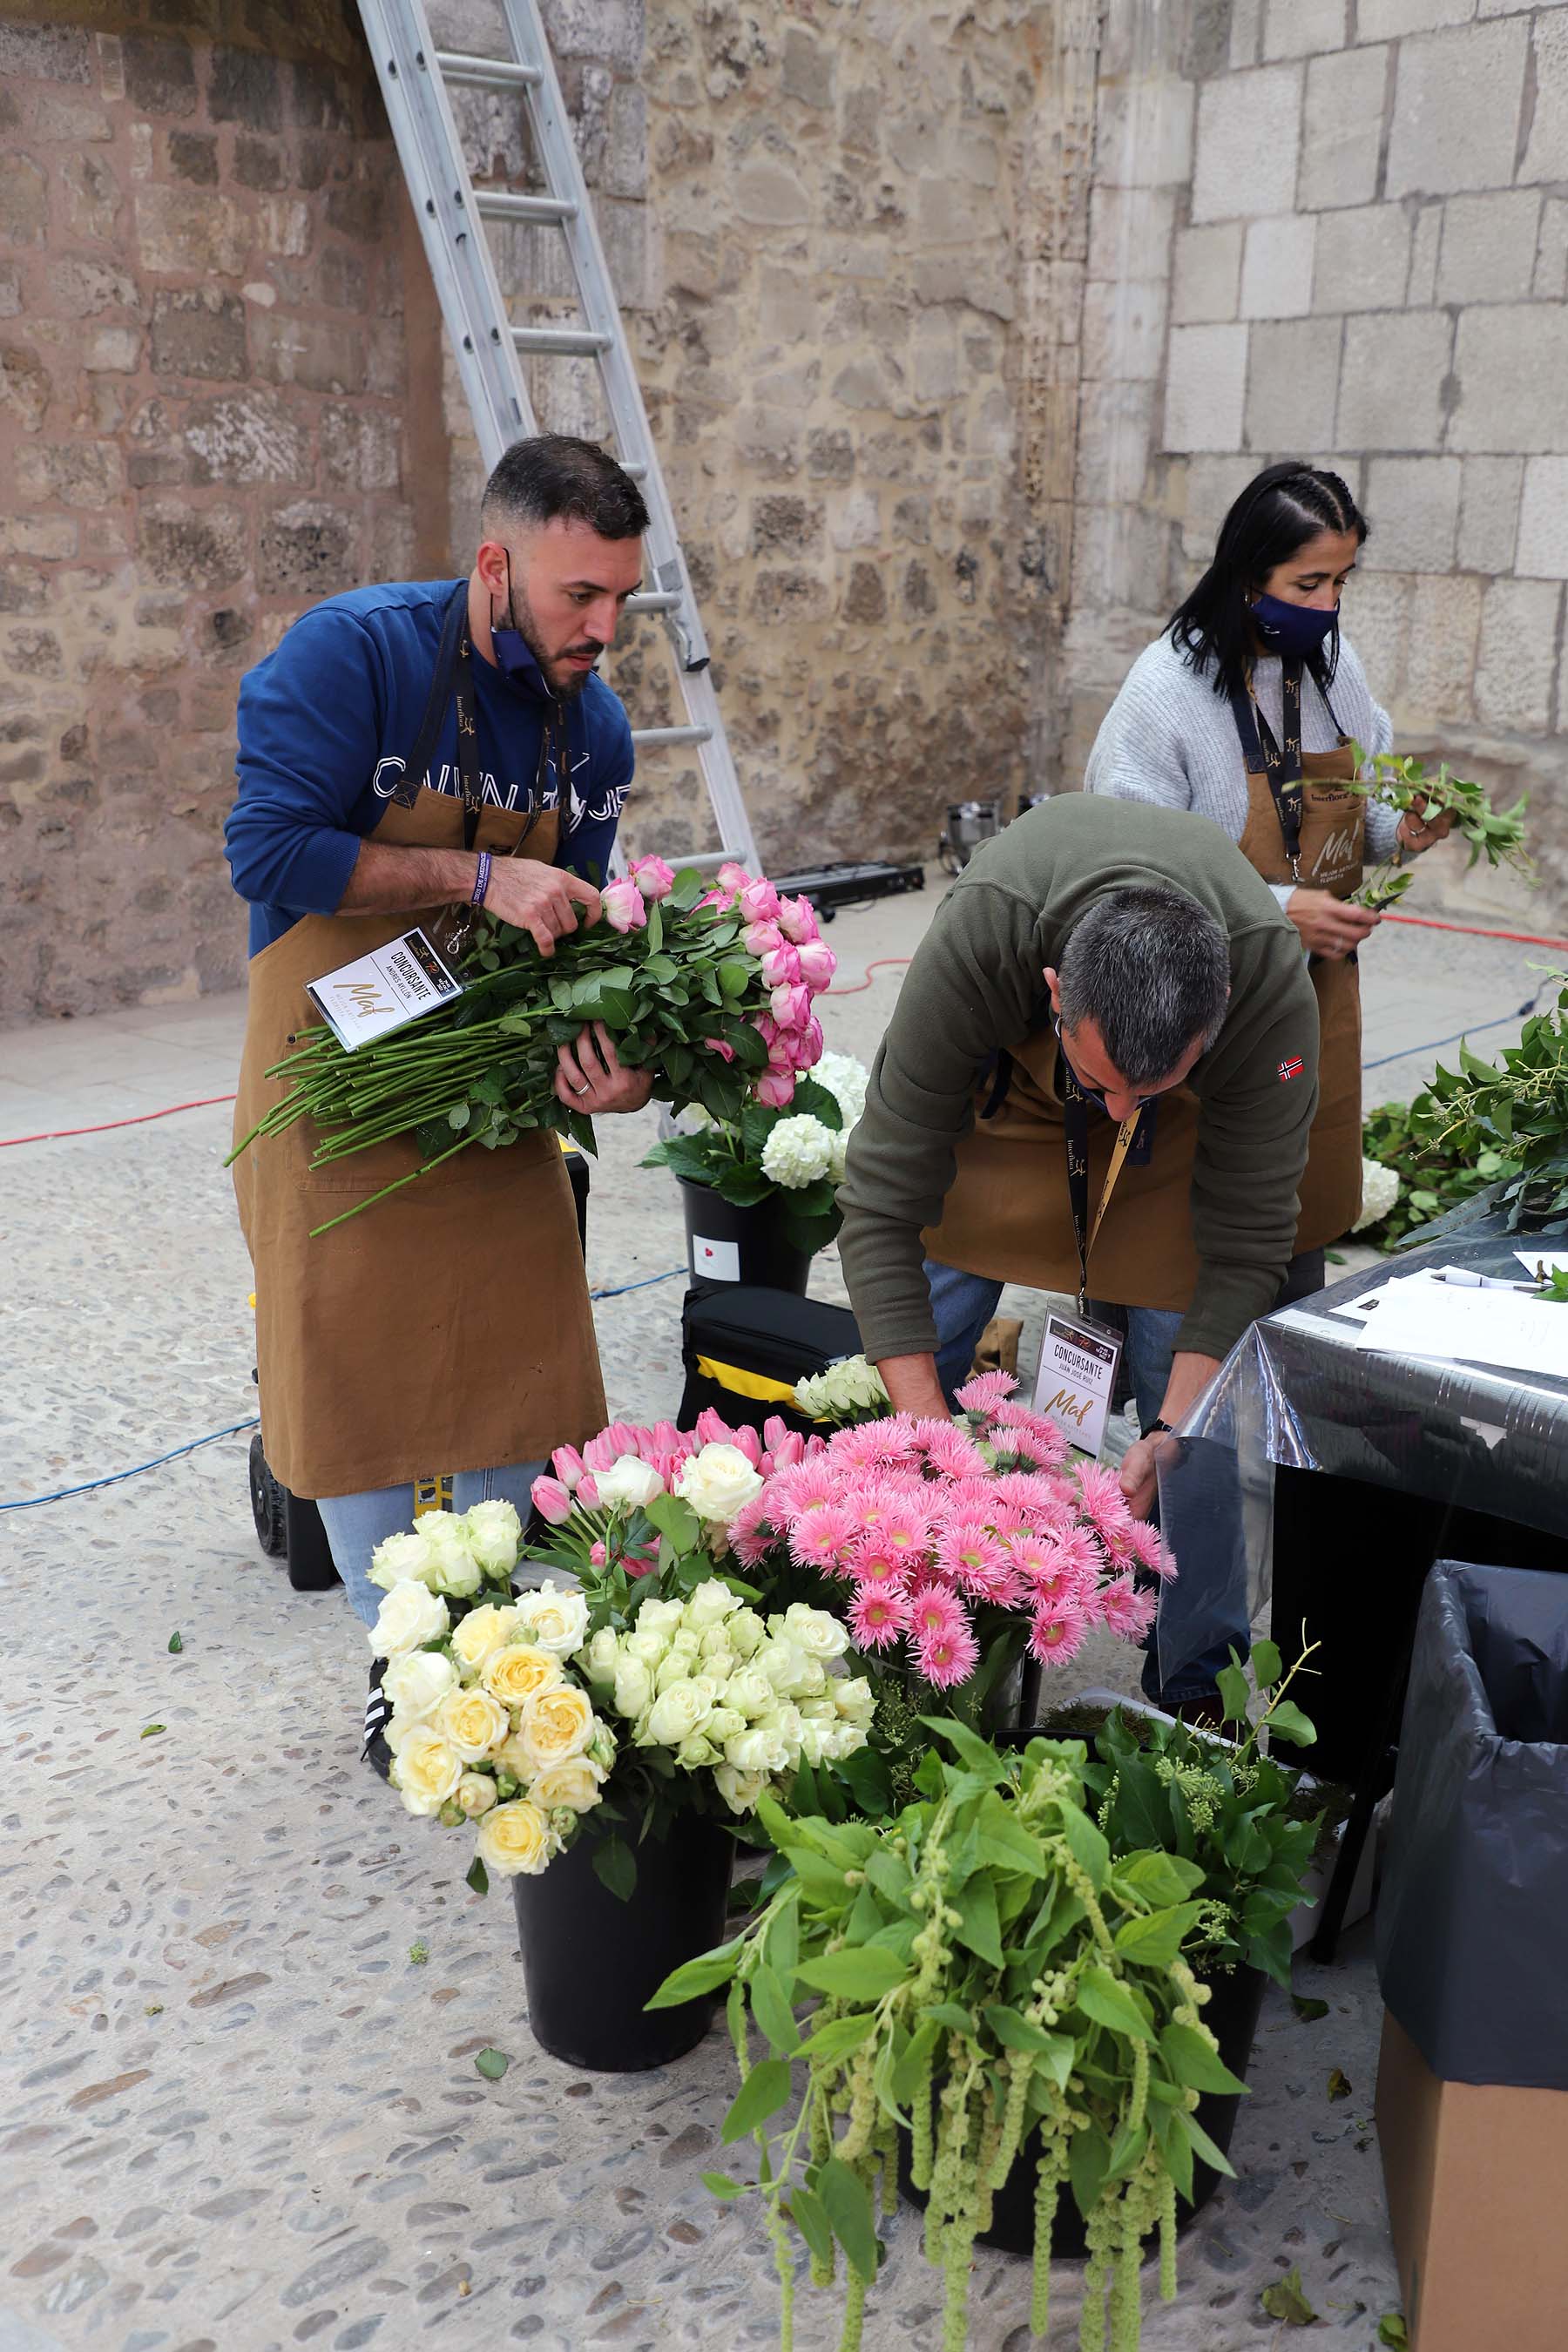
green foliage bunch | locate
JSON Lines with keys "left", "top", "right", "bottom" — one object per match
{"left": 1358, "top": 1099, "right": 1516, "bottom": 1250}
{"left": 1347, "top": 746, "right": 1531, "bottom": 912}
{"left": 1080, "top": 1640, "right": 1321, "bottom": 1988}
{"left": 652, "top": 1723, "right": 1248, "bottom": 2352}
{"left": 1409, "top": 979, "right": 1568, "bottom": 1231}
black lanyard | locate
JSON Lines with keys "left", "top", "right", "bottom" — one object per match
{"left": 391, "top": 579, "right": 558, "bottom": 853}
{"left": 1228, "top": 659, "right": 1305, "bottom": 878}
{"left": 1060, "top": 1058, "right": 1152, "bottom": 1319}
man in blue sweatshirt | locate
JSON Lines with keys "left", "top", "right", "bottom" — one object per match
{"left": 226, "top": 435, "right": 652, "bottom": 1761}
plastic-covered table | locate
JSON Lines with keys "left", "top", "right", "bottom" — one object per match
{"left": 1154, "top": 1214, "right": 1568, "bottom": 1788}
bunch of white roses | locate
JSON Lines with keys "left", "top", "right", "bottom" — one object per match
{"left": 794, "top": 1353, "right": 891, "bottom": 1426}
{"left": 578, "top": 1580, "right": 875, "bottom": 1818}
{"left": 372, "top": 1572, "right": 617, "bottom": 1881}
{"left": 367, "top": 1497, "right": 523, "bottom": 1601}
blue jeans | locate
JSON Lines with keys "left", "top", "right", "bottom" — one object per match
{"left": 923, "top": 1257, "right": 1235, "bottom": 1703}
{"left": 317, "top": 1460, "right": 544, "bottom": 1629}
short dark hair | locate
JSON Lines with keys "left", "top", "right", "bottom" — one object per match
{"left": 1057, "top": 885, "right": 1231, "bottom": 1087}
{"left": 481, "top": 433, "right": 649, "bottom": 541}
{"left": 1168, "top": 461, "right": 1368, "bottom": 704}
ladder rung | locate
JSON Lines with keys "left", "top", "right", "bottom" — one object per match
{"left": 510, "top": 325, "right": 612, "bottom": 355}
{"left": 475, "top": 191, "right": 577, "bottom": 226}
{"left": 620, "top": 462, "right": 646, "bottom": 482}
{"left": 630, "top": 726, "right": 714, "bottom": 748}
{"left": 435, "top": 51, "right": 541, "bottom": 88}
{"left": 671, "top": 851, "right": 732, "bottom": 871}
{"left": 625, "top": 590, "right": 679, "bottom": 614}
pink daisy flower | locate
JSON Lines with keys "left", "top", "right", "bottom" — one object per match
{"left": 1027, "top": 1598, "right": 1091, "bottom": 1666}
{"left": 848, "top": 1531, "right": 916, "bottom": 1586}
{"left": 915, "top": 1420, "right": 989, "bottom": 1480}
{"left": 1125, "top": 1519, "right": 1178, "bottom": 1580}
{"left": 828, "top": 1416, "right": 921, "bottom": 1473}
{"left": 1100, "top": 1574, "right": 1158, "bottom": 1643}
{"left": 934, "top": 1512, "right": 1010, "bottom": 1598}
{"left": 787, "top": 1501, "right": 860, "bottom": 1576}
{"left": 908, "top": 1583, "right": 969, "bottom": 1642}
{"left": 727, "top": 1494, "right": 779, "bottom": 1569}
{"left": 953, "top": 1369, "right": 1018, "bottom": 1414}
{"left": 848, "top": 1585, "right": 910, "bottom": 1651}
{"left": 1074, "top": 1460, "right": 1135, "bottom": 1544}
{"left": 915, "top": 1619, "right": 982, "bottom": 1690}
{"left": 993, "top": 1471, "right": 1076, "bottom": 1527}
{"left": 990, "top": 1403, "right": 1071, "bottom": 1470}
{"left": 762, "top": 1459, "right": 841, "bottom": 1526}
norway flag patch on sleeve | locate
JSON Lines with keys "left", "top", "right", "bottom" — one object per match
{"left": 1277, "top": 1056, "right": 1304, "bottom": 1083}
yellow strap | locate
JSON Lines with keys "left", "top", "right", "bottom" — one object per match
{"left": 1087, "top": 1115, "right": 1140, "bottom": 1266}
{"left": 694, "top": 1355, "right": 799, "bottom": 1405}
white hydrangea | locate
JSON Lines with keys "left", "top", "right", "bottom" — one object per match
{"left": 760, "top": 1112, "right": 835, "bottom": 1189}
{"left": 814, "top": 1051, "right": 868, "bottom": 1126}
{"left": 1352, "top": 1157, "right": 1400, "bottom": 1233}
{"left": 795, "top": 1354, "right": 890, "bottom": 1423}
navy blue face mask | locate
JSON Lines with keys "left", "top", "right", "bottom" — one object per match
{"left": 1250, "top": 591, "right": 1336, "bottom": 660}
{"left": 489, "top": 578, "right": 541, "bottom": 686}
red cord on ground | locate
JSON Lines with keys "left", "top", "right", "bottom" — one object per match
{"left": 1382, "top": 913, "right": 1568, "bottom": 951}
{"left": 0, "top": 1092, "right": 238, "bottom": 1147}
{"left": 823, "top": 955, "right": 912, "bottom": 997}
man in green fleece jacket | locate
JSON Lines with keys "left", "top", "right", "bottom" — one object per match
{"left": 837, "top": 796, "right": 1321, "bottom": 1521}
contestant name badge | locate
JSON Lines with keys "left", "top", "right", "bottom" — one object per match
{"left": 1033, "top": 1311, "right": 1122, "bottom": 1459}
{"left": 307, "top": 927, "right": 463, "bottom": 1052}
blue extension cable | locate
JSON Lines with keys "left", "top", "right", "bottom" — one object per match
{"left": 0, "top": 1265, "right": 686, "bottom": 1512}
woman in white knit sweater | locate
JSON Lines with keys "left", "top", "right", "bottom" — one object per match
{"left": 1086, "top": 463, "right": 1450, "bottom": 1311}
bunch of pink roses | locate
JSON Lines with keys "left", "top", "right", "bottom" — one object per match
{"left": 531, "top": 1406, "right": 830, "bottom": 1568}
{"left": 596, "top": 855, "right": 835, "bottom": 1110}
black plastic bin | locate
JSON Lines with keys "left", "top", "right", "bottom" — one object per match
{"left": 1377, "top": 1558, "right": 1568, "bottom": 2089}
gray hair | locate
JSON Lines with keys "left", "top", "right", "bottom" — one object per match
{"left": 1056, "top": 885, "right": 1230, "bottom": 1087}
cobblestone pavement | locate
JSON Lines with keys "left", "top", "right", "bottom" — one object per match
{"left": 3, "top": 875, "right": 1538, "bottom": 2352}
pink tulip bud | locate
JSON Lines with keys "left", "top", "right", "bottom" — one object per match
{"left": 551, "top": 1443, "right": 585, "bottom": 1490}
{"left": 739, "top": 877, "right": 781, "bottom": 923}
{"left": 589, "top": 1541, "right": 608, "bottom": 1566}
{"left": 583, "top": 1431, "right": 617, "bottom": 1473}
{"left": 628, "top": 854, "right": 675, "bottom": 901}
{"left": 703, "top": 1037, "right": 736, "bottom": 1063}
{"left": 777, "top": 894, "right": 819, "bottom": 946}
{"left": 772, "top": 1430, "right": 806, "bottom": 1468}
{"left": 577, "top": 1472, "right": 600, "bottom": 1509}
{"left": 796, "top": 939, "right": 836, "bottom": 990}
{"left": 531, "top": 1474, "right": 573, "bottom": 1525}
{"left": 756, "top": 1068, "right": 795, "bottom": 1108}
{"left": 602, "top": 878, "right": 647, "bottom": 934}
{"left": 652, "top": 1422, "right": 681, "bottom": 1454}
{"left": 733, "top": 1424, "right": 763, "bottom": 1466}
{"left": 694, "top": 1406, "right": 735, "bottom": 1445}
{"left": 606, "top": 1421, "right": 639, "bottom": 1455}
{"left": 769, "top": 982, "right": 813, "bottom": 1032}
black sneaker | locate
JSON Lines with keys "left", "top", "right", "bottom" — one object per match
{"left": 362, "top": 1659, "right": 393, "bottom": 1781}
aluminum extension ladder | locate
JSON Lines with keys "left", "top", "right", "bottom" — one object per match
{"left": 356, "top": 0, "right": 759, "bottom": 873}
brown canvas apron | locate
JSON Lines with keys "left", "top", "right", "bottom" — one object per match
{"left": 929, "top": 667, "right": 1366, "bottom": 1301}
{"left": 233, "top": 693, "right": 606, "bottom": 1500}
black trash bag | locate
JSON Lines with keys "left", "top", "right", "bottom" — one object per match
{"left": 1376, "top": 1558, "right": 1568, "bottom": 2090}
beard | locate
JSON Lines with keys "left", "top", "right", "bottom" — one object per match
{"left": 503, "top": 581, "right": 602, "bottom": 699}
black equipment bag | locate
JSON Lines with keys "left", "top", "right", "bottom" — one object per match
{"left": 679, "top": 1284, "right": 862, "bottom": 1437}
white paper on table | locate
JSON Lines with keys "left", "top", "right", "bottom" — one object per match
{"left": 1515, "top": 1248, "right": 1568, "bottom": 1279}
{"left": 1328, "top": 1267, "right": 1463, "bottom": 1322}
{"left": 1352, "top": 1281, "right": 1568, "bottom": 1379}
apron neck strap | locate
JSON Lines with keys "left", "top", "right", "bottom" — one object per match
{"left": 1230, "top": 659, "right": 1305, "bottom": 878}
{"left": 389, "top": 580, "right": 470, "bottom": 812}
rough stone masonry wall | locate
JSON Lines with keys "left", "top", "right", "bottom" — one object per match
{"left": 0, "top": 0, "right": 422, "bottom": 1025}
{"left": 618, "top": 0, "right": 1051, "bottom": 868}
{"left": 1062, "top": 0, "right": 1568, "bottom": 921}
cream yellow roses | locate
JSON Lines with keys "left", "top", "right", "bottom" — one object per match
{"left": 512, "top": 1684, "right": 595, "bottom": 1773}
{"left": 476, "top": 1798, "right": 558, "bottom": 1878}
{"left": 482, "top": 1640, "right": 564, "bottom": 1708}
{"left": 390, "top": 1727, "right": 464, "bottom": 1815}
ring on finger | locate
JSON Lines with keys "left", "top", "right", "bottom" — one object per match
{"left": 571, "top": 1081, "right": 590, "bottom": 1096}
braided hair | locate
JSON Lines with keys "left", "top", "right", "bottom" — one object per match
{"left": 1168, "top": 461, "right": 1368, "bottom": 701}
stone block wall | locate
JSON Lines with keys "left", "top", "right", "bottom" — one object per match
{"left": 1062, "top": 0, "right": 1568, "bottom": 920}
{"left": 0, "top": 0, "right": 427, "bottom": 1024}
{"left": 612, "top": 0, "right": 1051, "bottom": 868}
